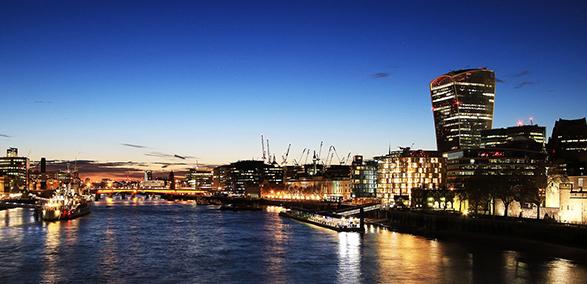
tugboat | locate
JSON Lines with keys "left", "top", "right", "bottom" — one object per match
{"left": 42, "top": 185, "right": 92, "bottom": 221}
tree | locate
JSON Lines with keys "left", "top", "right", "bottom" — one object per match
{"left": 462, "top": 174, "right": 493, "bottom": 215}
{"left": 516, "top": 175, "right": 547, "bottom": 219}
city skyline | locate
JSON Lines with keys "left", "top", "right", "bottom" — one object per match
{"left": 3, "top": 3, "right": 587, "bottom": 282}
{"left": 2, "top": 1, "right": 587, "bottom": 171}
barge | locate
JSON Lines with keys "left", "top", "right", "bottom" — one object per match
{"left": 279, "top": 209, "right": 363, "bottom": 232}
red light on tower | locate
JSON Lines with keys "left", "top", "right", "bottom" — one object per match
{"left": 516, "top": 120, "right": 524, "bottom": 126}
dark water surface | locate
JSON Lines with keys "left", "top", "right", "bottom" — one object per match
{"left": 1, "top": 204, "right": 586, "bottom": 283}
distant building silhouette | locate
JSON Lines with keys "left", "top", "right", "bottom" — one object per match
{"left": 547, "top": 118, "right": 587, "bottom": 176}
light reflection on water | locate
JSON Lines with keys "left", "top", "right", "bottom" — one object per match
{"left": 1, "top": 205, "right": 587, "bottom": 283}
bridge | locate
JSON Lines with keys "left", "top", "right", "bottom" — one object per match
{"left": 0, "top": 199, "right": 41, "bottom": 209}
{"left": 335, "top": 204, "right": 382, "bottom": 217}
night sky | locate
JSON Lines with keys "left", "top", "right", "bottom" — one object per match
{"left": 1, "top": 0, "right": 586, "bottom": 170}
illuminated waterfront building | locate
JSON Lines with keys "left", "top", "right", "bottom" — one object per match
{"left": 262, "top": 161, "right": 284, "bottom": 187}
{"left": 446, "top": 142, "right": 547, "bottom": 190}
{"left": 0, "top": 148, "right": 29, "bottom": 192}
{"left": 212, "top": 160, "right": 285, "bottom": 197}
{"left": 212, "top": 165, "right": 232, "bottom": 191}
{"left": 545, "top": 175, "right": 587, "bottom": 223}
{"left": 350, "top": 155, "right": 377, "bottom": 198}
{"left": 231, "top": 160, "right": 265, "bottom": 196}
{"left": 261, "top": 164, "right": 351, "bottom": 201}
{"left": 430, "top": 68, "right": 496, "bottom": 153}
{"left": 481, "top": 125, "right": 546, "bottom": 150}
{"left": 185, "top": 168, "right": 212, "bottom": 190}
{"left": 262, "top": 176, "right": 352, "bottom": 202}
{"left": 375, "top": 148, "right": 445, "bottom": 206}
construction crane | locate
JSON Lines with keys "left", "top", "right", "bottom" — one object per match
{"left": 304, "top": 149, "right": 311, "bottom": 164}
{"left": 317, "top": 141, "right": 323, "bottom": 164}
{"left": 325, "top": 146, "right": 333, "bottom": 165}
{"left": 295, "top": 148, "right": 307, "bottom": 166}
{"left": 266, "top": 138, "right": 271, "bottom": 164}
{"left": 281, "top": 144, "right": 291, "bottom": 165}
{"left": 340, "top": 152, "right": 352, "bottom": 165}
{"left": 333, "top": 146, "right": 343, "bottom": 165}
{"left": 261, "top": 135, "right": 266, "bottom": 162}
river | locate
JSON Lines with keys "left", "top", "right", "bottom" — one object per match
{"left": 1, "top": 203, "right": 586, "bottom": 283}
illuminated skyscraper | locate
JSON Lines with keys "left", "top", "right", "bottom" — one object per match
{"left": 430, "top": 68, "right": 496, "bottom": 153}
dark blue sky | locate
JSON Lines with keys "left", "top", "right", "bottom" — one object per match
{"left": 1, "top": 0, "right": 586, "bottom": 165}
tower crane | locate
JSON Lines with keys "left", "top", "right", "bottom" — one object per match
{"left": 281, "top": 144, "right": 291, "bottom": 165}
{"left": 295, "top": 148, "right": 307, "bottom": 166}
{"left": 317, "top": 141, "right": 323, "bottom": 164}
{"left": 340, "top": 152, "right": 352, "bottom": 165}
{"left": 261, "top": 134, "right": 266, "bottom": 162}
{"left": 325, "top": 146, "right": 333, "bottom": 166}
{"left": 266, "top": 138, "right": 271, "bottom": 164}
{"left": 304, "top": 149, "right": 311, "bottom": 164}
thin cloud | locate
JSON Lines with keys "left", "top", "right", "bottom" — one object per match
{"left": 145, "top": 151, "right": 196, "bottom": 160}
{"left": 371, "top": 72, "right": 389, "bottom": 79}
{"left": 0, "top": 133, "right": 11, "bottom": 138}
{"left": 174, "top": 154, "right": 196, "bottom": 160}
{"left": 514, "top": 81, "right": 536, "bottom": 89}
{"left": 145, "top": 152, "right": 174, "bottom": 158}
{"left": 512, "top": 70, "right": 529, "bottom": 77}
{"left": 496, "top": 78, "right": 505, "bottom": 83}
{"left": 35, "top": 159, "right": 210, "bottom": 179}
{"left": 33, "top": 100, "right": 53, "bottom": 104}
{"left": 121, "top": 143, "right": 147, "bottom": 149}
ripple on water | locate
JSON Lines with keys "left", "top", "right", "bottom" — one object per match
{"left": 1, "top": 205, "right": 587, "bottom": 283}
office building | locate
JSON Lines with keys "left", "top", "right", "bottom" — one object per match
{"left": 446, "top": 146, "right": 547, "bottom": 190}
{"left": 481, "top": 125, "right": 546, "bottom": 150}
{"left": 0, "top": 148, "right": 29, "bottom": 192}
{"left": 350, "top": 155, "right": 377, "bottom": 198}
{"left": 185, "top": 168, "right": 213, "bottom": 190}
{"left": 212, "top": 160, "right": 285, "bottom": 197}
{"left": 547, "top": 118, "right": 587, "bottom": 176}
{"left": 430, "top": 68, "right": 496, "bottom": 153}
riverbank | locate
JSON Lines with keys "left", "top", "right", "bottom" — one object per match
{"left": 373, "top": 210, "right": 587, "bottom": 260}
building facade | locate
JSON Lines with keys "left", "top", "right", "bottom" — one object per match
{"left": 261, "top": 176, "right": 352, "bottom": 202}
{"left": 446, "top": 146, "right": 547, "bottom": 190}
{"left": 481, "top": 125, "right": 546, "bottom": 150}
{"left": 375, "top": 148, "right": 445, "bottom": 207}
{"left": 212, "top": 160, "right": 285, "bottom": 197}
{"left": 545, "top": 175, "right": 587, "bottom": 224}
{"left": 430, "top": 68, "right": 496, "bottom": 153}
{"left": 185, "top": 168, "right": 213, "bottom": 190}
{"left": 350, "top": 155, "right": 377, "bottom": 198}
{"left": 0, "top": 148, "right": 29, "bottom": 192}
{"left": 547, "top": 118, "right": 587, "bottom": 176}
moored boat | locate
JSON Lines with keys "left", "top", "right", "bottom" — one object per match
{"left": 42, "top": 186, "right": 92, "bottom": 221}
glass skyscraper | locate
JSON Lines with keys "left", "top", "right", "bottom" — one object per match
{"left": 430, "top": 68, "right": 496, "bottom": 153}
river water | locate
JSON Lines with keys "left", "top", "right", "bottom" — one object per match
{"left": 1, "top": 203, "right": 586, "bottom": 283}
